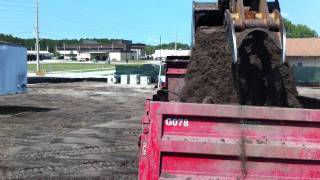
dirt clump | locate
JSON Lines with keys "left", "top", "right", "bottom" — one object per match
{"left": 235, "top": 30, "right": 301, "bottom": 108}
{"left": 179, "top": 26, "right": 238, "bottom": 104}
{"left": 280, "top": 63, "right": 302, "bottom": 108}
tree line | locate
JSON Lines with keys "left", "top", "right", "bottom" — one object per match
{"left": 0, "top": 34, "right": 190, "bottom": 55}
{"left": 284, "top": 19, "right": 318, "bottom": 38}
{"left": 0, "top": 35, "right": 123, "bottom": 53}
{"left": 0, "top": 19, "right": 318, "bottom": 55}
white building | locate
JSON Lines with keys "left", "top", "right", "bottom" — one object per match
{"left": 56, "top": 41, "right": 145, "bottom": 61}
{"left": 27, "top": 50, "right": 52, "bottom": 60}
{"left": 57, "top": 50, "right": 137, "bottom": 61}
{"left": 131, "top": 43, "right": 147, "bottom": 59}
{"left": 77, "top": 51, "right": 109, "bottom": 61}
{"left": 152, "top": 49, "right": 191, "bottom": 60}
{"left": 109, "top": 51, "right": 137, "bottom": 61}
{"left": 287, "top": 38, "right": 320, "bottom": 67}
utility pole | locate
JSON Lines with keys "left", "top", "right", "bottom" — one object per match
{"left": 158, "top": 36, "right": 162, "bottom": 89}
{"left": 63, "top": 43, "right": 66, "bottom": 59}
{"left": 175, "top": 31, "right": 178, "bottom": 55}
{"left": 35, "top": 0, "right": 40, "bottom": 72}
{"left": 160, "top": 36, "right": 162, "bottom": 60}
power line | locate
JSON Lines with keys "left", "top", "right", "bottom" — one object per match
{"left": 158, "top": 35, "right": 162, "bottom": 89}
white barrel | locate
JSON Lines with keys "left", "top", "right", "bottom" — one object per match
{"left": 160, "top": 75, "right": 166, "bottom": 83}
{"left": 120, "top": 75, "right": 128, "bottom": 85}
{"left": 107, "top": 75, "right": 115, "bottom": 84}
{"left": 130, "top": 74, "right": 140, "bottom": 85}
{"left": 140, "top": 76, "right": 151, "bottom": 85}
{"left": 114, "top": 75, "right": 120, "bottom": 84}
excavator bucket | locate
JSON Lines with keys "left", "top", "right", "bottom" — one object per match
{"left": 224, "top": 0, "right": 286, "bottom": 64}
{"left": 192, "top": 2, "right": 224, "bottom": 46}
{"left": 192, "top": 0, "right": 285, "bottom": 64}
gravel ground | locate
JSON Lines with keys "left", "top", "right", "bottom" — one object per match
{"left": 0, "top": 82, "right": 318, "bottom": 179}
{"left": 0, "top": 82, "right": 154, "bottom": 179}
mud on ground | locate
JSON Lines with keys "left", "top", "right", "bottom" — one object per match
{"left": 0, "top": 82, "right": 153, "bottom": 179}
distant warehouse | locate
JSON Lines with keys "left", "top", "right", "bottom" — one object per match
{"left": 287, "top": 38, "right": 320, "bottom": 85}
{"left": 57, "top": 40, "right": 146, "bottom": 61}
{"left": 287, "top": 38, "right": 320, "bottom": 67}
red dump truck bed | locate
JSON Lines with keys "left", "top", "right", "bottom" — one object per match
{"left": 138, "top": 57, "right": 320, "bottom": 179}
{"left": 139, "top": 101, "right": 320, "bottom": 179}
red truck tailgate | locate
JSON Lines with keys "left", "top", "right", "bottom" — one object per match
{"left": 139, "top": 101, "right": 320, "bottom": 179}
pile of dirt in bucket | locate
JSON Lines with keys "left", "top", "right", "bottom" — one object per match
{"left": 180, "top": 26, "right": 302, "bottom": 108}
{"left": 179, "top": 26, "right": 238, "bottom": 104}
{"left": 235, "top": 30, "right": 301, "bottom": 108}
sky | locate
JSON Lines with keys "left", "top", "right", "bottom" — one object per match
{"left": 0, "top": 0, "right": 319, "bottom": 45}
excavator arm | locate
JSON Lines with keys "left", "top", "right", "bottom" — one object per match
{"left": 192, "top": 0, "right": 286, "bottom": 63}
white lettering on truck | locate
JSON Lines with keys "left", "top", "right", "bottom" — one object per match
{"left": 165, "top": 118, "right": 189, "bottom": 127}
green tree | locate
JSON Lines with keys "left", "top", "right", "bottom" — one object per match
{"left": 53, "top": 51, "right": 61, "bottom": 58}
{"left": 284, "top": 19, "right": 318, "bottom": 38}
{"left": 145, "top": 45, "right": 156, "bottom": 55}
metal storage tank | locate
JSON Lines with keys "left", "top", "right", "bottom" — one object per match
{"left": 0, "top": 42, "right": 27, "bottom": 96}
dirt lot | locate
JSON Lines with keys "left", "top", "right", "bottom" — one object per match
{"left": 0, "top": 82, "right": 319, "bottom": 179}
{"left": 0, "top": 82, "right": 153, "bottom": 179}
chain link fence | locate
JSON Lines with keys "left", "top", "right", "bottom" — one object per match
{"left": 292, "top": 67, "right": 320, "bottom": 86}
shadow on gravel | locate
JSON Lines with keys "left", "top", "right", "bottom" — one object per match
{"left": 0, "top": 106, "right": 55, "bottom": 115}
{"left": 28, "top": 77, "right": 108, "bottom": 84}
